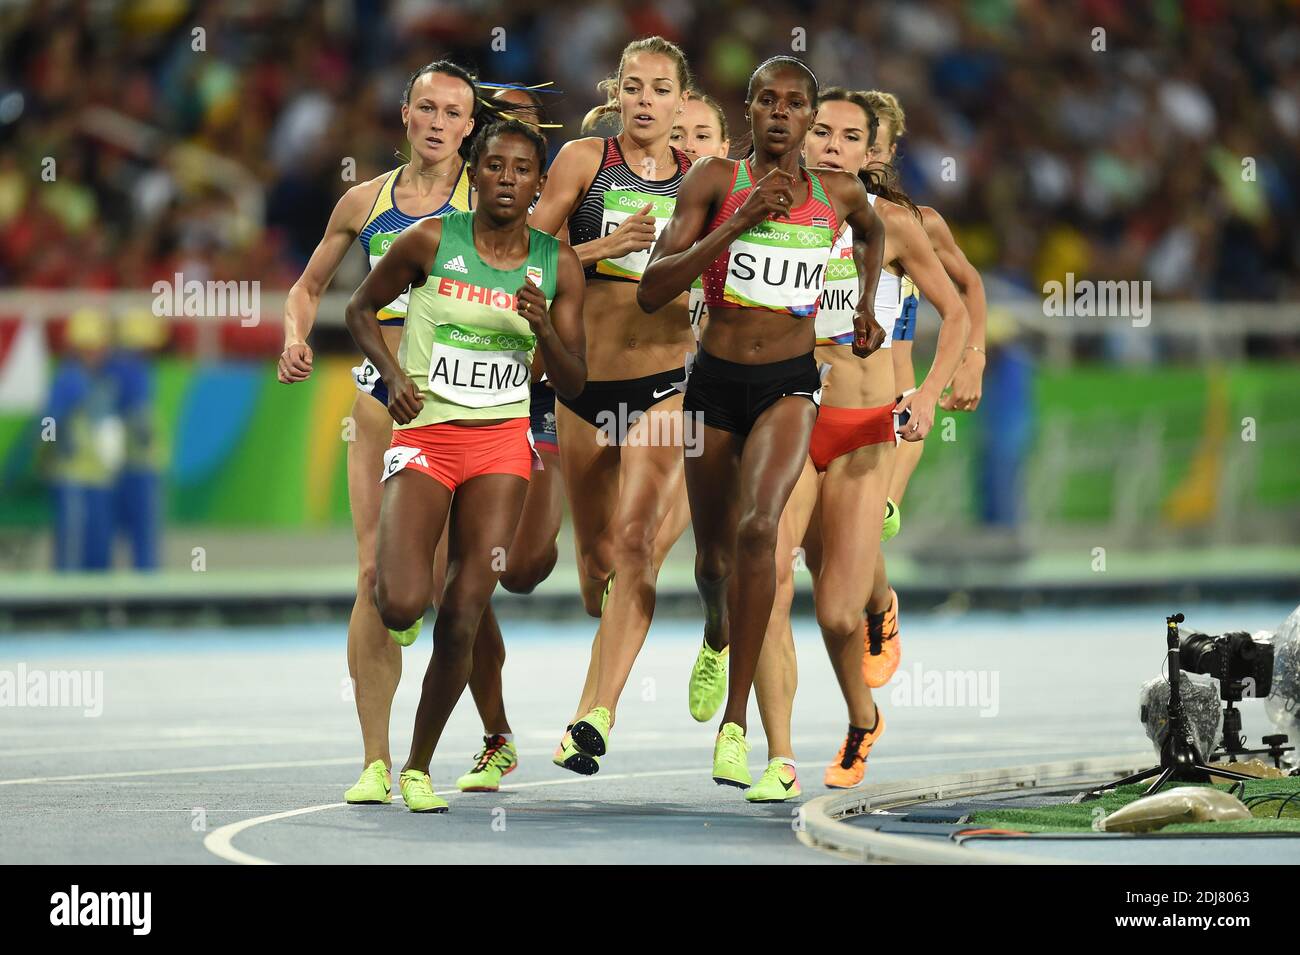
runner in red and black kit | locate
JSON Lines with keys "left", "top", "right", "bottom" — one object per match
{"left": 639, "top": 56, "right": 887, "bottom": 792}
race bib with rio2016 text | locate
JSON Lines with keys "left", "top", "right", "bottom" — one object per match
{"left": 596, "top": 190, "right": 677, "bottom": 281}
{"left": 721, "top": 219, "right": 833, "bottom": 317}
{"left": 426, "top": 322, "right": 535, "bottom": 409}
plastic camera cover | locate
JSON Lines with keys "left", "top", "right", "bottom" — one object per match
{"left": 1140, "top": 671, "right": 1222, "bottom": 760}
{"left": 1264, "top": 604, "right": 1300, "bottom": 766}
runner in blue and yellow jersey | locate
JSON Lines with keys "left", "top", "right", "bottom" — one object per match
{"left": 277, "top": 61, "right": 512, "bottom": 807}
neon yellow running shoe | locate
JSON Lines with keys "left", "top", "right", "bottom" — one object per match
{"left": 553, "top": 728, "right": 600, "bottom": 775}
{"left": 570, "top": 706, "right": 611, "bottom": 757}
{"left": 388, "top": 615, "right": 423, "bottom": 647}
{"left": 344, "top": 759, "right": 392, "bottom": 804}
{"left": 745, "top": 758, "right": 801, "bottom": 802}
{"left": 688, "top": 640, "right": 729, "bottom": 722}
{"left": 398, "top": 769, "right": 448, "bottom": 813}
{"left": 880, "top": 498, "right": 901, "bottom": 543}
{"left": 456, "top": 734, "right": 518, "bottom": 792}
{"left": 712, "top": 722, "right": 752, "bottom": 788}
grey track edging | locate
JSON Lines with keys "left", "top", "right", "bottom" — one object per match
{"left": 797, "top": 753, "right": 1152, "bottom": 864}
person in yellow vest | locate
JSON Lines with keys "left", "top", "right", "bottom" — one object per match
{"left": 110, "top": 308, "right": 166, "bottom": 570}
{"left": 46, "top": 308, "right": 122, "bottom": 570}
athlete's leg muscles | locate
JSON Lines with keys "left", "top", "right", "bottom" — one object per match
{"left": 374, "top": 470, "right": 451, "bottom": 632}
{"left": 464, "top": 447, "right": 563, "bottom": 738}
{"left": 467, "top": 602, "right": 510, "bottom": 735}
{"left": 685, "top": 425, "right": 743, "bottom": 656}
{"left": 590, "top": 399, "right": 688, "bottom": 717}
{"left": 802, "top": 487, "right": 827, "bottom": 571}
{"left": 719, "top": 397, "right": 819, "bottom": 731}
{"left": 815, "top": 442, "right": 895, "bottom": 727}
{"left": 346, "top": 391, "right": 402, "bottom": 768}
{"left": 754, "top": 458, "right": 819, "bottom": 761}
{"left": 653, "top": 461, "right": 692, "bottom": 569}
{"left": 555, "top": 403, "right": 622, "bottom": 720}
{"left": 435, "top": 513, "right": 521, "bottom": 735}
{"left": 870, "top": 549, "right": 891, "bottom": 613}
{"left": 404, "top": 473, "right": 527, "bottom": 774}
{"left": 890, "top": 438, "right": 926, "bottom": 506}
{"left": 556, "top": 401, "right": 620, "bottom": 617}
{"left": 499, "top": 447, "right": 563, "bottom": 594}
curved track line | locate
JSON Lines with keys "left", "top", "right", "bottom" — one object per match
{"left": 203, "top": 767, "right": 716, "bottom": 865}
{"left": 201, "top": 747, "right": 1096, "bottom": 865}
{"left": 203, "top": 803, "right": 345, "bottom": 865}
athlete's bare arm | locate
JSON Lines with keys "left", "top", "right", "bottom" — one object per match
{"left": 823, "top": 170, "right": 886, "bottom": 357}
{"left": 528, "top": 137, "right": 656, "bottom": 268}
{"left": 921, "top": 205, "right": 987, "bottom": 411}
{"left": 527, "top": 138, "right": 597, "bottom": 239}
{"left": 344, "top": 218, "right": 444, "bottom": 424}
{"left": 279, "top": 176, "right": 386, "bottom": 383}
{"left": 882, "top": 201, "right": 969, "bottom": 441}
{"left": 521, "top": 243, "right": 587, "bottom": 399}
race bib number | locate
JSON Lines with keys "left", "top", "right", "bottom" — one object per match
{"left": 723, "top": 221, "right": 831, "bottom": 315}
{"left": 380, "top": 445, "right": 422, "bottom": 483}
{"left": 596, "top": 190, "right": 676, "bottom": 281}
{"left": 687, "top": 281, "right": 707, "bottom": 340}
{"left": 352, "top": 359, "right": 381, "bottom": 395}
{"left": 814, "top": 257, "right": 858, "bottom": 341}
{"left": 426, "top": 323, "right": 534, "bottom": 409}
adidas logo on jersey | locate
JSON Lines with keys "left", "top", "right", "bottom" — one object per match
{"left": 441, "top": 255, "right": 469, "bottom": 274}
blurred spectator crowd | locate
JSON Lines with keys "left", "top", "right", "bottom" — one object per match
{"left": 2, "top": 0, "right": 1297, "bottom": 306}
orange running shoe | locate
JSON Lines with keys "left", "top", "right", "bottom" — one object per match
{"left": 862, "top": 588, "right": 901, "bottom": 688}
{"left": 823, "top": 709, "right": 886, "bottom": 788}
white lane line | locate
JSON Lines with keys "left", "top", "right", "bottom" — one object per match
{"left": 0, "top": 757, "right": 360, "bottom": 786}
{"left": 0, "top": 734, "right": 1090, "bottom": 760}
{"left": 200, "top": 745, "right": 1110, "bottom": 865}
{"left": 19, "top": 744, "right": 1122, "bottom": 810}
{"left": 0, "top": 737, "right": 357, "bottom": 759}
{"left": 0, "top": 723, "right": 353, "bottom": 739}
{"left": 0, "top": 743, "right": 1115, "bottom": 788}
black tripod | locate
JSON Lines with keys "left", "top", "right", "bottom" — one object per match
{"left": 1084, "top": 613, "right": 1256, "bottom": 800}
{"left": 1214, "top": 686, "right": 1293, "bottom": 767}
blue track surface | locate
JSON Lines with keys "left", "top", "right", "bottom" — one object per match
{"left": 1, "top": 603, "right": 1294, "bottom": 864}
